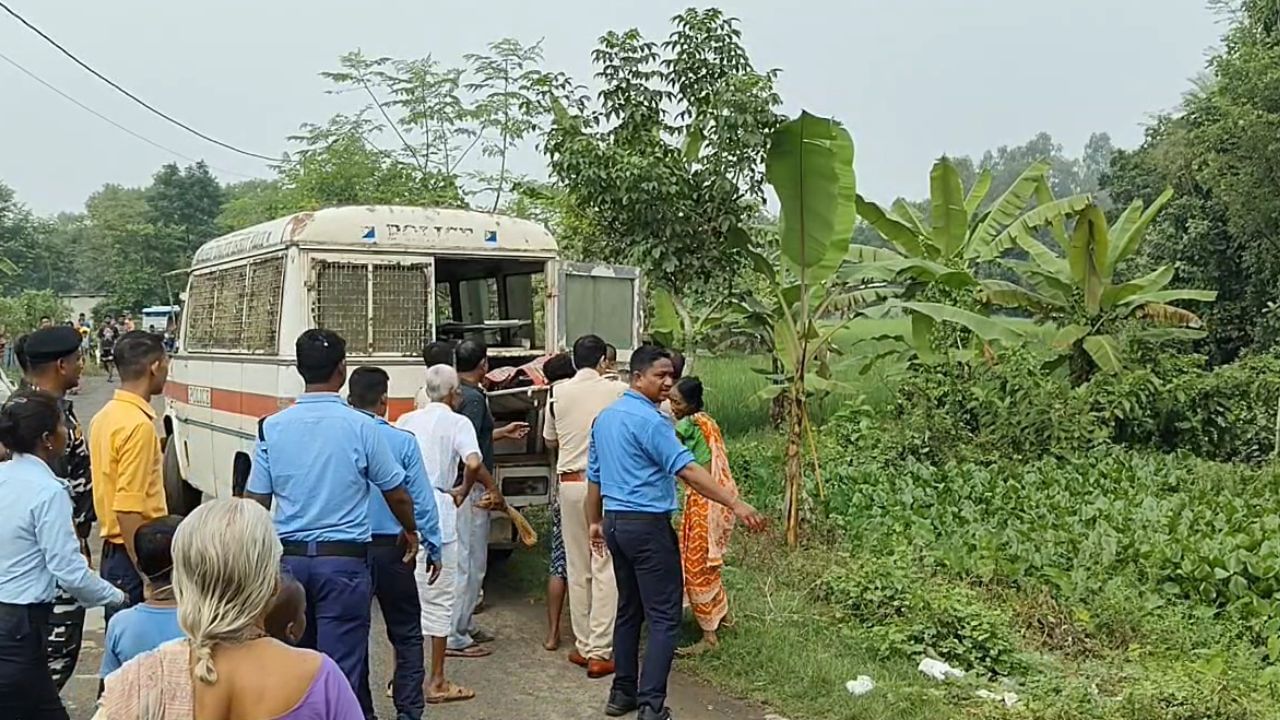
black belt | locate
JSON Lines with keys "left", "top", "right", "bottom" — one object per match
{"left": 0, "top": 602, "right": 52, "bottom": 613}
{"left": 0, "top": 602, "right": 53, "bottom": 626}
{"left": 605, "top": 510, "right": 673, "bottom": 521}
{"left": 281, "top": 541, "right": 369, "bottom": 558}
{"left": 369, "top": 534, "right": 402, "bottom": 547}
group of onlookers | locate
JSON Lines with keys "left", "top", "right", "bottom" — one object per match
{"left": 0, "top": 321, "right": 765, "bottom": 720}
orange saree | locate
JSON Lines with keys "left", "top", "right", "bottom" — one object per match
{"left": 677, "top": 412, "right": 737, "bottom": 631}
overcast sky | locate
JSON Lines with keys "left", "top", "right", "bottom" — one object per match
{"left": 0, "top": 0, "right": 1223, "bottom": 216}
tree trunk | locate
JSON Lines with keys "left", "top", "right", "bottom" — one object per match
{"left": 783, "top": 390, "right": 805, "bottom": 547}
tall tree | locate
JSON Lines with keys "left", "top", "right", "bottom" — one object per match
{"left": 542, "top": 9, "right": 782, "bottom": 300}
{"left": 465, "top": 39, "right": 560, "bottom": 211}
{"left": 1102, "top": 1, "right": 1280, "bottom": 363}
{"left": 217, "top": 179, "right": 297, "bottom": 233}
{"left": 146, "top": 161, "right": 225, "bottom": 253}
{"left": 86, "top": 184, "right": 184, "bottom": 311}
{"left": 0, "top": 182, "right": 49, "bottom": 294}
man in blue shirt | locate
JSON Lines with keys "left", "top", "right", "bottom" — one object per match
{"left": 586, "top": 346, "right": 765, "bottom": 720}
{"left": 348, "top": 366, "right": 442, "bottom": 720}
{"left": 245, "top": 329, "right": 418, "bottom": 700}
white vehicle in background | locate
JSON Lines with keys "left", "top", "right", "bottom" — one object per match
{"left": 161, "top": 206, "right": 643, "bottom": 550}
{"left": 141, "top": 305, "right": 180, "bottom": 334}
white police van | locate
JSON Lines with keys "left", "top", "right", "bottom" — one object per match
{"left": 161, "top": 206, "right": 642, "bottom": 550}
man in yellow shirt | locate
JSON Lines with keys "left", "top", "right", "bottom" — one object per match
{"left": 90, "top": 331, "right": 169, "bottom": 623}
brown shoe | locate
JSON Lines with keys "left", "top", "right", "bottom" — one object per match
{"left": 587, "top": 658, "right": 615, "bottom": 679}
{"left": 568, "top": 650, "right": 589, "bottom": 668}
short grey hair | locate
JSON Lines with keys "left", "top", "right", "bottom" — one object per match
{"left": 423, "top": 363, "right": 460, "bottom": 402}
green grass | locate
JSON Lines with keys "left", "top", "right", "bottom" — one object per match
{"left": 681, "top": 534, "right": 960, "bottom": 720}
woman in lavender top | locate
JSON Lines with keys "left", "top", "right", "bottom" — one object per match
{"left": 96, "top": 499, "right": 362, "bottom": 720}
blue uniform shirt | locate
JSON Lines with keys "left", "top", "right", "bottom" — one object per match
{"left": 0, "top": 454, "right": 123, "bottom": 606}
{"left": 365, "top": 414, "right": 442, "bottom": 561}
{"left": 100, "top": 604, "right": 183, "bottom": 677}
{"left": 587, "top": 390, "right": 696, "bottom": 514}
{"left": 247, "top": 393, "right": 406, "bottom": 542}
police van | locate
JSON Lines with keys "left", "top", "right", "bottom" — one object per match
{"left": 162, "top": 206, "right": 642, "bottom": 550}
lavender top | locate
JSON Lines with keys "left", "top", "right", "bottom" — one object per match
{"left": 274, "top": 656, "right": 363, "bottom": 720}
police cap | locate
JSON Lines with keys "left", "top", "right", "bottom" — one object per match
{"left": 24, "top": 326, "right": 83, "bottom": 366}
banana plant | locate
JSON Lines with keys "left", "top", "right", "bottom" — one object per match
{"left": 849, "top": 157, "right": 1091, "bottom": 362}
{"left": 999, "top": 191, "right": 1216, "bottom": 379}
{"left": 734, "top": 111, "right": 865, "bottom": 547}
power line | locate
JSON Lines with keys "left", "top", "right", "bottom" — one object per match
{"left": 0, "top": 0, "right": 284, "bottom": 163}
{"left": 0, "top": 50, "right": 261, "bottom": 180}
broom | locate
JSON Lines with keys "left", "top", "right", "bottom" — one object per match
{"left": 475, "top": 491, "right": 538, "bottom": 547}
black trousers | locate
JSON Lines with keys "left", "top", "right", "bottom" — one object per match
{"left": 364, "top": 539, "right": 425, "bottom": 720}
{"left": 101, "top": 542, "right": 144, "bottom": 627}
{"left": 606, "top": 511, "right": 683, "bottom": 714}
{"left": 0, "top": 603, "right": 68, "bottom": 720}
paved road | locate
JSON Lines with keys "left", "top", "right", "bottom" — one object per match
{"left": 59, "top": 376, "right": 764, "bottom": 719}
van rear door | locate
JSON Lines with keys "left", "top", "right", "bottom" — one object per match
{"left": 552, "top": 261, "right": 643, "bottom": 354}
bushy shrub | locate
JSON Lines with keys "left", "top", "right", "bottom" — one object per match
{"left": 817, "top": 433, "right": 1280, "bottom": 639}
{"left": 820, "top": 552, "right": 1026, "bottom": 675}
{"left": 1160, "top": 354, "right": 1280, "bottom": 463}
{"left": 832, "top": 349, "right": 1107, "bottom": 465}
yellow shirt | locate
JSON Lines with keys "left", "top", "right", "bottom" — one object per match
{"left": 90, "top": 390, "right": 166, "bottom": 544}
{"left": 543, "top": 368, "right": 628, "bottom": 474}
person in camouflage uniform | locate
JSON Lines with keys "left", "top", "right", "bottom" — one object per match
{"left": 14, "top": 326, "right": 93, "bottom": 690}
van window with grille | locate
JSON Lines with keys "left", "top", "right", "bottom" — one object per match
{"left": 183, "top": 255, "right": 285, "bottom": 353}
{"left": 313, "top": 261, "right": 431, "bottom": 355}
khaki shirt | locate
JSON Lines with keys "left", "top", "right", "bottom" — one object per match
{"left": 543, "top": 369, "right": 627, "bottom": 475}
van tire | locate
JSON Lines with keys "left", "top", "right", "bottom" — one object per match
{"left": 164, "top": 441, "right": 201, "bottom": 516}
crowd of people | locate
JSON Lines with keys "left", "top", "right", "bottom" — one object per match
{"left": 0, "top": 322, "right": 764, "bottom": 720}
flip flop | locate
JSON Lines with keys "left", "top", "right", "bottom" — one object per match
{"left": 445, "top": 644, "right": 492, "bottom": 658}
{"left": 427, "top": 682, "right": 476, "bottom": 704}
{"left": 471, "top": 629, "right": 496, "bottom": 644}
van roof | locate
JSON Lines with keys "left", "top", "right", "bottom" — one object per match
{"left": 191, "top": 206, "right": 558, "bottom": 268}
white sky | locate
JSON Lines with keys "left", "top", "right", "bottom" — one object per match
{"left": 0, "top": 0, "right": 1224, "bottom": 215}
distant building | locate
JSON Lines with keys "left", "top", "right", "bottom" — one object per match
{"left": 59, "top": 293, "right": 108, "bottom": 323}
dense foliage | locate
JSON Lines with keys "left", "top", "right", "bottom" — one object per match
{"left": 1102, "top": 0, "right": 1280, "bottom": 364}
{"left": 542, "top": 8, "right": 781, "bottom": 296}
{"left": 712, "top": 348, "right": 1280, "bottom": 719}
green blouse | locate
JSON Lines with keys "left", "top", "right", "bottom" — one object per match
{"left": 675, "top": 416, "right": 712, "bottom": 466}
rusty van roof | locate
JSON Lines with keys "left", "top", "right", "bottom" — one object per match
{"left": 190, "top": 206, "right": 558, "bottom": 267}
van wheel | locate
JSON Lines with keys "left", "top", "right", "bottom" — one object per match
{"left": 163, "top": 441, "right": 201, "bottom": 516}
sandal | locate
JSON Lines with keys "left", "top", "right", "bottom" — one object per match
{"left": 471, "top": 629, "right": 496, "bottom": 644}
{"left": 445, "top": 644, "right": 492, "bottom": 658}
{"left": 427, "top": 682, "right": 476, "bottom": 704}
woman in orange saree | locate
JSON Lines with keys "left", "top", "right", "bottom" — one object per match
{"left": 669, "top": 377, "right": 738, "bottom": 654}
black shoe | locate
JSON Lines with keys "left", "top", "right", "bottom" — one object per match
{"left": 605, "top": 690, "right": 638, "bottom": 717}
{"left": 638, "top": 706, "right": 672, "bottom": 720}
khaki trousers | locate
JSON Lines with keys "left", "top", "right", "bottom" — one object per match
{"left": 559, "top": 479, "right": 618, "bottom": 659}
